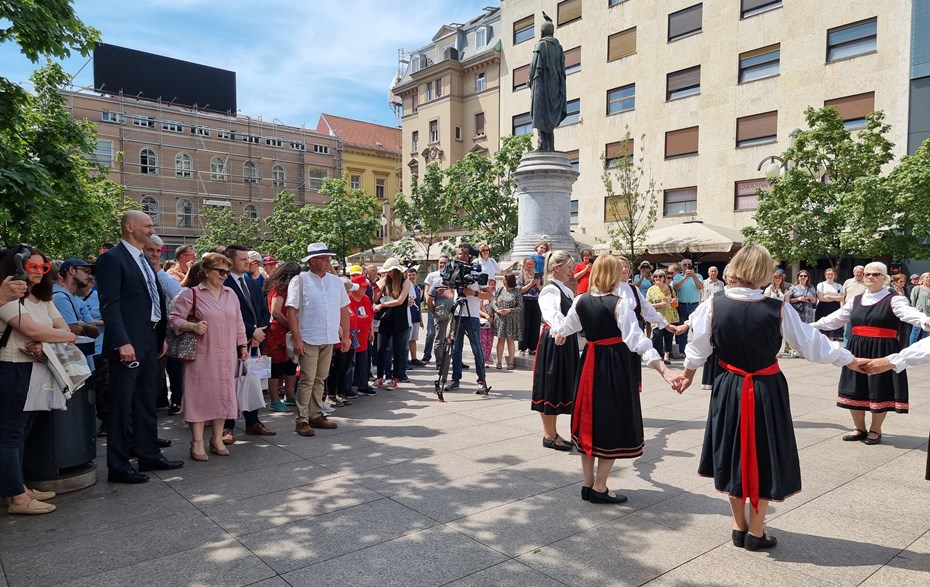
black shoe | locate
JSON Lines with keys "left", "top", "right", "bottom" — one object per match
{"left": 422, "top": 356, "right": 432, "bottom": 363}
{"left": 842, "top": 429, "right": 867, "bottom": 441}
{"left": 399, "top": 378, "right": 411, "bottom": 383}
{"left": 543, "top": 436, "right": 572, "bottom": 451}
{"left": 155, "top": 438, "right": 172, "bottom": 448}
{"left": 137, "top": 456, "right": 185, "bottom": 472}
{"left": 581, "top": 486, "right": 592, "bottom": 501}
{"left": 732, "top": 529, "right": 747, "bottom": 548}
{"left": 475, "top": 381, "right": 491, "bottom": 396}
{"left": 863, "top": 431, "right": 882, "bottom": 445}
{"left": 589, "top": 488, "right": 628, "bottom": 504}
{"left": 410, "top": 359, "right": 426, "bottom": 367}
{"left": 744, "top": 532, "right": 777, "bottom": 551}
{"left": 344, "top": 390, "right": 359, "bottom": 398}
{"left": 168, "top": 404, "right": 182, "bottom": 415}
{"left": 108, "top": 469, "right": 149, "bottom": 484}
{"left": 444, "top": 380, "right": 460, "bottom": 392}
{"left": 461, "top": 363, "right": 470, "bottom": 369}
{"left": 97, "top": 422, "right": 108, "bottom": 437}
{"left": 358, "top": 388, "right": 378, "bottom": 396}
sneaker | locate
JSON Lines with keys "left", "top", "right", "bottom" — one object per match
{"left": 475, "top": 381, "right": 490, "bottom": 396}
{"left": 409, "top": 359, "right": 426, "bottom": 367}
{"left": 398, "top": 378, "right": 411, "bottom": 383}
{"left": 422, "top": 356, "right": 432, "bottom": 363}
{"left": 461, "top": 363, "right": 470, "bottom": 369}
{"left": 321, "top": 401, "right": 335, "bottom": 415}
{"left": 443, "top": 380, "right": 460, "bottom": 392}
{"left": 358, "top": 387, "right": 378, "bottom": 396}
{"left": 284, "top": 396, "right": 297, "bottom": 406}
{"left": 344, "top": 390, "right": 359, "bottom": 398}
{"left": 374, "top": 378, "right": 385, "bottom": 388}
{"left": 335, "top": 395, "right": 352, "bottom": 406}
{"left": 387, "top": 379, "right": 398, "bottom": 390}
{"left": 268, "top": 400, "right": 290, "bottom": 412}
{"left": 328, "top": 396, "right": 346, "bottom": 407}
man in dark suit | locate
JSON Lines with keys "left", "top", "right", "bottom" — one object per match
{"left": 222, "top": 244, "right": 275, "bottom": 442}
{"left": 96, "top": 211, "right": 184, "bottom": 484}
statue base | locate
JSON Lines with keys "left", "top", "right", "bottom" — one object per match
{"left": 511, "top": 150, "right": 580, "bottom": 262}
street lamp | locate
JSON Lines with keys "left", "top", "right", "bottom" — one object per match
{"left": 757, "top": 155, "right": 787, "bottom": 180}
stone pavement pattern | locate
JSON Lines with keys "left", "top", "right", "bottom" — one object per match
{"left": 1, "top": 353, "right": 929, "bottom": 586}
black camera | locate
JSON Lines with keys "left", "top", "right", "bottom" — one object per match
{"left": 12, "top": 244, "right": 32, "bottom": 282}
{"left": 442, "top": 258, "right": 488, "bottom": 290}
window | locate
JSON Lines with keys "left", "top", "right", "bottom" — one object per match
{"left": 561, "top": 99, "right": 581, "bottom": 125}
{"left": 210, "top": 156, "right": 228, "bottom": 181}
{"left": 513, "top": 112, "right": 532, "bottom": 135}
{"left": 476, "top": 26, "right": 488, "bottom": 48}
{"left": 429, "top": 120, "right": 439, "bottom": 143}
{"left": 162, "top": 120, "right": 183, "bottom": 133}
{"left": 827, "top": 19, "right": 877, "bottom": 62}
{"left": 242, "top": 134, "right": 260, "bottom": 144}
{"left": 243, "top": 161, "right": 259, "bottom": 183}
{"left": 411, "top": 92, "right": 419, "bottom": 113}
{"left": 741, "top": 0, "right": 781, "bottom": 18}
{"left": 218, "top": 129, "right": 235, "bottom": 140}
{"left": 376, "top": 178, "right": 386, "bottom": 199}
{"left": 513, "top": 15, "right": 534, "bottom": 44}
{"left": 668, "top": 4, "right": 703, "bottom": 42}
{"left": 475, "top": 112, "right": 486, "bottom": 137}
{"left": 290, "top": 141, "right": 306, "bottom": 151}
{"left": 426, "top": 81, "right": 434, "bottom": 101}
{"left": 266, "top": 137, "right": 283, "bottom": 148}
{"left": 455, "top": 126, "right": 462, "bottom": 140}
{"left": 664, "top": 188, "right": 697, "bottom": 216}
{"left": 557, "top": 0, "right": 582, "bottom": 26}
{"left": 563, "top": 46, "right": 581, "bottom": 75}
{"left": 566, "top": 149, "right": 579, "bottom": 173}
{"left": 736, "top": 111, "right": 778, "bottom": 147}
{"left": 190, "top": 125, "right": 210, "bottom": 137}
{"left": 272, "top": 165, "right": 286, "bottom": 188}
{"left": 607, "top": 84, "right": 635, "bottom": 114}
{"left": 570, "top": 199, "right": 579, "bottom": 224}
{"left": 609, "top": 0, "right": 628, "bottom": 6}
{"left": 604, "top": 196, "right": 630, "bottom": 222}
{"left": 131, "top": 115, "right": 155, "bottom": 128}
{"left": 475, "top": 72, "right": 486, "bottom": 92}
{"left": 411, "top": 55, "right": 420, "bottom": 73}
{"left": 513, "top": 64, "right": 530, "bottom": 91}
{"left": 140, "top": 148, "right": 158, "bottom": 175}
{"left": 435, "top": 78, "right": 443, "bottom": 98}
{"left": 244, "top": 204, "right": 259, "bottom": 221}
{"left": 141, "top": 196, "right": 160, "bottom": 225}
{"left": 734, "top": 179, "right": 771, "bottom": 211}
{"left": 607, "top": 27, "right": 636, "bottom": 61}
{"left": 665, "top": 127, "right": 699, "bottom": 158}
{"left": 313, "top": 144, "right": 330, "bottom": 154}
{"left": 308, "top": 168, "right": 328, "bottom": 190}
{"left": 825, "top": 92, "right": 875, "bottom": 130}
{"left": 350, "top": 174, "right": 361, "bottom": 189}
{"left": 412, "top": 131, "right": 419, "bottom": 151}
{"left": 666, "top": 65, "right": 701, "bottom": 100}
{"left": 175, "top": 153, "right": 193, "bottom": 178}
{"left": 101, "top": 112, "right": 125, "bottom": 124}
{"left": 87, "top": 140, "right": 113, "bottom": 167}
{"left": 409, "top": 161, "right": 419, "bottom": 181}
{"left": 739, "top": 44, "right": 780, "bottom": 83}
{"left": 605, "top": 139, "right": 634, "bottom": 169}
{"left": 176, "top": 199, "right": 194, "bottom": 228}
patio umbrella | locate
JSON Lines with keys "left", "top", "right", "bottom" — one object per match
{"left": 643, "top": 221, "right": 744, "bottom": 254}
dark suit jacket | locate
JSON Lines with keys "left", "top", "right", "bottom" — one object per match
{"left": 96, "top": 242, "right": 168, "bottom": 352}
{"left": 225, "top": 273, "right": 270, "bottom": 340}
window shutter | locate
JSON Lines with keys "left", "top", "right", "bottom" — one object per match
{"left": 667, "top": 66, "right": 701, "bottom": 93}
{"left": 565, "top": 46, "right": 581, "bottom": 69}
{"left": 740, "top": 43, "right": 780, "bottom": 60}
{"left": 514, "top": 15, "right": 533, "bottom": 33}
{"left": 824, "top": 92, "right": 875, "bottom": 121}
{"left": 475, "top": 112, "right": 486, "bottom": 135}
{"left": 665, "top": 127, "right": 699, "bottom": 157}
{"left": 606, "top": 139, "right": 634, "bottom": 159}
{"left": 607, "top": 27, "right": 637, "bottom": 61}
{"left": 557, "top": 0, "right": 582, "bottom": 25}
{"left": 512, "top": 64, "right": 530, "bottom": 89}
{"left": 736, "top": 111, "right": 778, "bottom": 142}
{"left": 668, "top": 4, "right": 703, "bottom": 40}
{"left": 742, "top": 0, "right": 776, "bottom": 13}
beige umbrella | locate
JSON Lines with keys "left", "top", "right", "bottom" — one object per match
{"left": 643, "top": 221, "right": 744, "bottom": 254}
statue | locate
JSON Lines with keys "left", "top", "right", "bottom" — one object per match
{"left": 528, "top": 13, "right": 566, "bottom": 151}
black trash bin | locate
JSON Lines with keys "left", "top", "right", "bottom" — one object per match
{"left": 24, "top": 380, "right": 97, "bottom": 486}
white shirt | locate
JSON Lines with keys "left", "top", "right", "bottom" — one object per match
{"left": 682, "top": 288, "right": 854, "bottom": 371}
{"left": 285, "top": 271, "right": 349, "bottom": 345}
{"left": 122, "top": 239, "right": 160, "bottom": 322}
{"left": 454, "top": 282, "right": 482, "bottom": 318}
{"left": 547, "top": 292, "right": 662, "bottom": 364}
{"left": 538, "top": 279, "right": 574, "bottom": 326}
{"left": 888, "top": 335, "right": 930, "bottom": 372}
{"left": 613, "top": 281, "right": 669, "bottom": 329}
{"left": 809, "top": 288, "right": 930, "bottom": 332}
{"left": 425, "top": 270, "right": 443, "bottom": 291}
{"left": 817, "top": 281, "right": 843, "bottom": 298}
{"left": 477, "top": 257, "right": 501, "bottom": 278}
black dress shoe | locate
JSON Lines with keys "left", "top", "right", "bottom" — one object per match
{"left": 732, "top": 529, "right": 747, "bottom": 548}
{"left": 842, "top": 429, "right": 867, "bottom": 441}
{"left": 542, "top": 436, "right": 573, "bottom": 451}
{"left": 97, "top": 422, "right": 108, "bottom": 437}
{"left": 863, "top": 431, "right": 882, "bottom": 445}
{"left": 589, "top": 488, "right": 628, "bottom": 504}
{"left": 581, "top": 486, "right": 591, "bottom": 501}
{"left": 108, "top": 469, "right": 150, "bottom": 484}
{"left": 138, "top": 456, "right": 185, "bottom": 472}
{"left": 156, "top": 438, "right": 172, "bottom": 448}
{"left": 744, "top": 531, "right": 777, "bottom": 551}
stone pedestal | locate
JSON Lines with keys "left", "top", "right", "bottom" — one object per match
{"left": 511, "top": 150, "right": 580, "bottom": 261}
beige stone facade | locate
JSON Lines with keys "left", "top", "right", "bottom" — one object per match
{"left": 66, "top": 91, "right": 339, "bottom": 249}
{"left": 498, "top": 0, "right": 912, "bottom": 244}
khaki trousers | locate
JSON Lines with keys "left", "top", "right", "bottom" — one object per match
{"left": 296, "top": 344, "right": 333, "bottom": 423}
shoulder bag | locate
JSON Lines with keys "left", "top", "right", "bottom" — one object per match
{"left": 166, "top": 288, "right": 199, "bottom": 362}
{"left": 285, "top": 274, "right": 302, "bottom": 364}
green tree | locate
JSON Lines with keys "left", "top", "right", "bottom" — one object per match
{"left": 888, "top": 138, "right": 930, "bottom": 258}
{"left": 601, "top": 130, "right": 659, "bottom": 262}
{"left": 312, "top": 175, "right": 380, "bottom": 268}
{"left": 195, "top": 207, "right": 263, "bottom": 252}
{"left": 265, "top": 190, "right": 317, "bottom": 262}
{"left": 393, "top": 162, "right": 454, "bottom": 261}
{"left": 743, "top": 107, "right": 896, "bottom": 267}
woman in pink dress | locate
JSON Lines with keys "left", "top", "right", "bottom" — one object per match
{"left": 170, "top": 253, "right": 247, "bottom": 461}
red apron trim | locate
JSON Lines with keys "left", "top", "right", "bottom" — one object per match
{"left": 572, "top": 336, "right": 624, "bottom": 455}
{"left": 717, "top": 358, "right": 780, "bottom": 513}
{"left": 851, "top": 326, "right": 897, "bottom": 338}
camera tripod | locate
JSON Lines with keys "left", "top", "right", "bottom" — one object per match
{"left": 434, "top": 291, "right": 489, "bottom": 402}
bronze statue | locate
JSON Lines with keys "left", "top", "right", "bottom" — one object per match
{"left": 528, "top": 14, "right": 566, "bottom": 151}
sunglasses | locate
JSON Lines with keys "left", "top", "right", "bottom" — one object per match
{"left": 25, "top": 261, "right": 51, "bottom": 274}
{"left": 864, "top": 272, "right": 883, "bottom": 278}
{"left": 798, "top": 274, "right": 809, "bottom": 278}
{"left": 212, "top": 268, "right": 229, "bottom": 277}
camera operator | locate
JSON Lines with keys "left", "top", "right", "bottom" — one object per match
{"left": 444, "top": 244, "right": 491, "bottom": 395}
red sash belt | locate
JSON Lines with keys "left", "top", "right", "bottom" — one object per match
{"left": 851, "top": 326, "right": 897, "bottom": 338}
{"left": 572, "top": 337, "right": 624, "bottom": 455}
{"left": 717, "top": 359, "right": 780, "bottom": 512}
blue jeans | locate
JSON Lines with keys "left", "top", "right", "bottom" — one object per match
{"left": 452, "top": 317, "right": 486, "bottom": 383}
{"left": 677, "top": 302, "right": 699, "bottom": 353}
{"left": 909, "top": 325, "right": 928, "bottom": 346}
{"left": 0, "top": 362, "right": 37, "bottom": 498}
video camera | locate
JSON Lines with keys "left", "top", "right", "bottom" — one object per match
{"left": 441, "top": 258, "right": 488, "bottom": 290}
{"left": 12, "top": 244, "right": 32, "bottom": 282}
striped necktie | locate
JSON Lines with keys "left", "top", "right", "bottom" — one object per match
{"left": 139, "top": 253, "right": 162, "bottom": 321}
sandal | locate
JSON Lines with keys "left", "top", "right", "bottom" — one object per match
{"left": 842, "top": 428, "right": 868, "bottom": 441}
{"left": 507, "top": 362, "right": 514, "bottom": 370}
{"left": 495, "top": 362, "right": 502, "bottom": 370}
{"left": 864, "top": 430, "right": 882, "bottom": 445}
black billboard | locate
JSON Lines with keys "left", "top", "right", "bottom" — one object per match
{"left": 93, "top": 43, "right": 236, "bottom": 115}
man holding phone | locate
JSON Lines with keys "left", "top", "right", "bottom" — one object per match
{"left": 633, "top": 261, "right": 654, "bottom": 297}
{"left": 672, "top": 258, "right": 704, "bottom": 358}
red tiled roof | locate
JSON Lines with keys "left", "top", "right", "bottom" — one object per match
{"left": 316, "top": 114, "right": 402, "bottom": 154}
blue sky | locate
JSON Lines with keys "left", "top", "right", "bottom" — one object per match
{"left": 0, "top": 0, "right": 495, "bottom": 128}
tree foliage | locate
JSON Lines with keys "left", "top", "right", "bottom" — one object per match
{"left": 195, "top": 207, "right": 263, "bottom": 253}
{"left": 313, "top": 175, "right": 380, "bottom": 268}
{"left": 743, "top": 107, "right": 897, "bottom": 267}
{"left": 888, "top": 138, "right": 930, "bottom": 254}
{"left": 0, "top": 0, "right": 98, "bottom": 63}
{"left": 265, "top": 191, "right": 315, "bottom": 263}
{"left": 393, "top": 162, "right": 453, "bottom": 261}
{"left": 601, "top": 130, "right": 659, "bottom": 262}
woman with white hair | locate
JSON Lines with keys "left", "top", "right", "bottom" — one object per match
{"left": 811, "top": 261, "right": 930, "bottom": 445}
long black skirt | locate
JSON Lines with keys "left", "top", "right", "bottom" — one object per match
{"left": 531, "top": 332, "right": 578, "bottom": 415}
{"left": 838, "top": 334, "right": 908, "bottom": 413}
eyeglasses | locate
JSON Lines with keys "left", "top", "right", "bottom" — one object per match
{"left": 798, "top": 274, "right": 809, "bottom": 278}
{"left": 25, "top": 261, "right": 51, "bottom": 274}
{"left": 864, "top": 272, "right": 883, "bottom": 278}
{"left": 212, "top": 268, "right": 229, "bottom": 277}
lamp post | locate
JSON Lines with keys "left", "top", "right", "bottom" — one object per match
{"left": 757, "top": 155, "right": 787, "bottom": 181}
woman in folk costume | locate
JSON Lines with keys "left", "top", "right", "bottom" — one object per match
{"left": 675, "top": 245, "right": 864, "bottom": 551}
{"left": 548, "top": 256, "right": 678, "bottom": 504}
{"left": 810, "top": 261, "right": 930, "bottom": 445}
{"left": 531, "top": 251, "right": 578, "bottom": 452}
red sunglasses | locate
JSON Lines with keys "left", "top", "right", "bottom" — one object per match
{"left": 25, "top": 261, "right": 51, "bottom": 274}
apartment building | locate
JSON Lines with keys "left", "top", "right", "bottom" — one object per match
{"left": 391, "top": 6, "right": 503, "bottom": 198}
{"left": 66, "top": 91, "right": 339, "bottom": 250}
{"left": 498, "top": 0, "right": 915, "bottom": 244}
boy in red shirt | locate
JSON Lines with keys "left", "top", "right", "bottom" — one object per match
{"left": 350, "top": 275, "right": 376, "bottom": 395}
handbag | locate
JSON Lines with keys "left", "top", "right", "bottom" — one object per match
{"left": 374, "top": 294, "right": 394, "bottom": 321}
{"left": 235, "top": 360, "right": 266, "bottom": 412}
{"left": 167, "top": 288, "right": 199, "bottom": 362}
{"left": 286, "top": 273, "right": 303, "bottom": 364}
{"left": 246, "top": 354, "right": 272, "bottom": 379}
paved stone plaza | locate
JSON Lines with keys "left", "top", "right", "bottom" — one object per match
{"left": 1, "top": 351, "right": 929, "bottom": 586}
